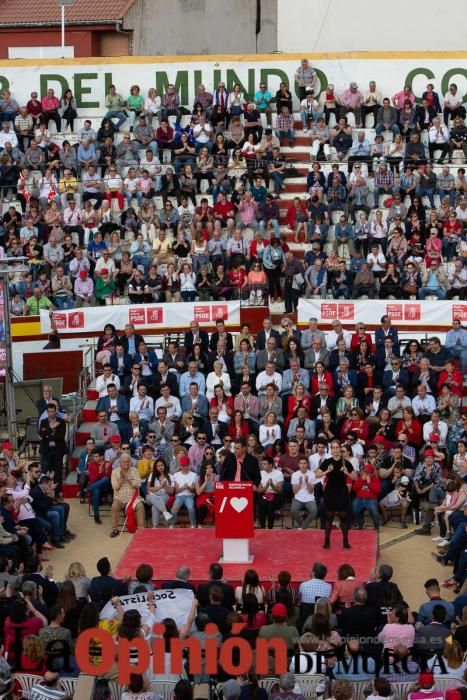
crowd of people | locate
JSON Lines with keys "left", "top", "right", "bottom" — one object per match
{"left": 0, "top": 63, "right": 466, "bottom": 315}
{"left": 0, "top": 549, "right": 466, "bottom": 699}
{"left": 0, "top": 60, "right": 466, "bottom": 699}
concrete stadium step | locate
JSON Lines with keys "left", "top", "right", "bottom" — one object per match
{"left": 70, "top": 446, "right": 83, "bottom": 471}
{"left": 75, "top": 422, "right": 95, "bottom": 445}
{"left": 82, "top": 400, "right": 97, "bottom": 423}
{"left": 63, "top": 472, "right": 80, "bottom": 499}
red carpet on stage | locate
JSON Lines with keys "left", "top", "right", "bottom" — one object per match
{"left": 115, "top": 529, "right": 378, "bottom": 584}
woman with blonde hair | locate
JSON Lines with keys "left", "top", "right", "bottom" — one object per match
{"left": 20, "top": 634, "right": 46, "bottom": 675}
{"left": 303, "top": 597, "right": 338, "bottom": 632}
{"left": 65, "top": 561, "right": 91, "bottom": 599}
{"left": 428, "top": 638, "right": 466, "bottom": 678}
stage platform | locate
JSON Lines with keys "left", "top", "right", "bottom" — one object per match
{"left": 115, "top": 529, "right": 378, "bottom": 584}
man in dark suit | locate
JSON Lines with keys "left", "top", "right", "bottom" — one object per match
{"left": 197, "top": 563, "right": 236, "bottom": 609}
{"left": 162, "top": 341, "right": 186, "bottom": 375}
{"left": 119, "top": 323, "right": 145, "bottom": 358}
{"left": 150, "top": 359, "right": 179, "bottom": 398}
{"left": 96, "top": 384, "right": 130, "bottom": 439}
{"left": 220, "top": 438, "right": 261, "bottom": 487}
{"left": 256, "top": 337, "right": 286, "bottom": 372}
{"left": 374, "top": 315, "right": 400, "bottom": 353}
{"left": 184, "top": 320, "right": 209, "bottom": 354}
{"left": 255, "top": 318, "right": 281, "bottom": 352}
{"left": 339, "top": 586, "right": 377, "bottom": 641}
{"left": 207, "top": 340, "right": 234, "bottom": 375}
{"left": 415, "top": 99, "right": 437, "bottom": 131}
{"left": 109, "top": 343, "right": 132, "bottom": 380}
{"left": 202, "top": 406, "right": 227, "bottom": 446}
{"left": 134, "top": 341, "right": 159, "bottom": 384}
{"left": 89, "top": 556, "right": 128, "bottom": 605}
{"left": 39, "top": 404, "right": 67, "bottom": 488}
{"left": 310, "top": 384, "right": 336, "bottom": 420}
{"left": 161, "top": 565, "right": 197, "bottom": 593}
{"left": 199, "top": 584, "right": 231, "bottom": 636}
{"left": 209, "top": 319, "right": 234, "bottom": 352}
{"left": 376, "top": 338, "right": 401, "bottom": 383}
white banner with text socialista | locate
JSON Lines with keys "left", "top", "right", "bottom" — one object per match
{"left": 40, "top": 301, "right": 241, "bottom": 334}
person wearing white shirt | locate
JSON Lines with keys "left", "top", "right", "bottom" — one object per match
{"left": 308, "top": 441, "right": 331, "bottom": 479}
{"left": 206, "top": 364, "right": 231, "bottom": 402}
{"left": 326, "top": 320, "right": 351, "bottom": 350}
{"left": 155, "top": 386, "right": 182, "bottom": 421}
{"left": 129, "top": 384, "right": 155, "bottom": 425}
{"left": 259, "top": 412, "right": 282, "bottom": 447}
{"left": 256, "top": 363, "right": 282, "bottom": 395}
{"left": 94, "top": 251, "right": 116, "bottom": 276}
{"left": 422, "top": 413, "right": 448, "bottom": 446}
{"left": 363, "top": 81, "right": 383, "bottom": 127}
{"left": 367, "top": 246, "right": 387, "bottom": 273}
{"left": 95, "top": 365, "right": 121, "bottom": 398}
{"left": 428, "top": 117, "right": 450, "bottom": 163}
{"left": 291, "top": 457, "right": 319, "bottom": 529}
{"left": 412, "top": 385, "right": 437, "bottom": 418}
{"left": 443, "top": 84, "right": 466, "bottom": 125}
{"left": 258, "top": 456, "right": 284, "bottom": 529}
{"left": 171, "top": 461, "right": 198, "bottom": 528}
{"left": 0, "top": 123, "right": 18, "bottom": 149}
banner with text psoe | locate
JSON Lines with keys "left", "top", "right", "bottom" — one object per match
{"left": 298, "top": 299, "right": 467, "bottom": 327}
{"left": 40, "top": 301, "right": 241, "bottom": 334}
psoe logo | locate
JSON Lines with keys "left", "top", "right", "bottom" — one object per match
{"left": 129, "top": 308, "right": 146, "bottom": 325}
{"left": 194, "top": 305, "right": 211, "bottom": 322}
{"left": 146, "top": 307, "right": 163, "bottom": 324}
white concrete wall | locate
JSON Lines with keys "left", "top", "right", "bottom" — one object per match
{"left": 277, "top": 0, "right": 467, "bottom": 52}
{"left": 125, "top": 0, "right": 277, "bottom": 55}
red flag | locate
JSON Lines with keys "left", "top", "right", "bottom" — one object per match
{"left": 125, "top": 489, "right": 139, "bottom": 534}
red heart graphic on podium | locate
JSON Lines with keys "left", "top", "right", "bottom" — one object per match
{"left": 230, "top": 497, "right": 248, "bottom": 513}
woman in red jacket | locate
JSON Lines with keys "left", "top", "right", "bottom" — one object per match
{"left": 350, "top": 323, "right": 373, "bottom": 352}
{"left": 285, "top": 383, "right": 311, "bottom": 429}
{"left": 340, "top": 407, "right": 370, "bottom": 444}
{"left": 437, "top": 359, "right": 463, "bottom": 398}
{"left": 286, "top": 196, "right": 308, "bottom": 243}
{"left": 228, "top": 410, "right": 250, "bottom": 440}
{"left": 395, "top": 407, "right": 423, "bottom": 447}
{"left": 310, "top": 361, "right": 334, "bottom": 396}
{"left": 210, "top": 386, "right": 234, "bottom": 424}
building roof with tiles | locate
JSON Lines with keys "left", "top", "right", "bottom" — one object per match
{"left": 0, "top": 0, "right": 136, "bottom": 26}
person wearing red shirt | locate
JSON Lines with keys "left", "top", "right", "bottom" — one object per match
{"left": 213, "top": 192, "right": 235, "bottom": 226}
{"left": 285, "top": 385, "right": 311, "bottom": 429}
{"left": 85, "top": 448, "right": 112, "bottom": 524}
{"left": 285, "top": 197, "right": 308, "bottom": 242}
{"left": 41, "top": 88, "right": 61, "bottom": 132}
{"left": 352, "top": 464, "right": 382, "bottom": 529}
{"left": 350, "top": 323, "right": 373, "bottom": 352}
{"left": 310, "top": 363, "right": 334, "bottom": 397}
{"left": 340, "top": 408, "right": 370, "bottom": 444}
{"left": 228, "top": 410, "right": 250, "bottom": 440}
{"left": 437, "top": 360, "right": 463, "bottom": 398}
{"left": 4, "top": 598, "right": 47, "bottom": 661}
{"left": 228, "top": 260, "right": 247, "bottom": 296}
{"left": 395, "top": 408, "right": 423, "bottom": 447}
{"left": 442, "top": 212, "right": 462, "bottom": 260}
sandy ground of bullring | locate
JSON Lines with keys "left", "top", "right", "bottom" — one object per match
{"left": 42, "top": 502, "right": 456, "bottom": 611}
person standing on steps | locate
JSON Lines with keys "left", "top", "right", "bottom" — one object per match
{"left": 315, "top": 439, "right": 356, "bottom": 549}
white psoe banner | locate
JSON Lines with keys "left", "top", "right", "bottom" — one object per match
{"left": 298, "top": 299, "right": 467, "bottom": 327}
{"left": 40, "top": 301, "right": 241, "bottom": 334}
{"left": 99, "top": 589, "right": 194, "bottom": 626}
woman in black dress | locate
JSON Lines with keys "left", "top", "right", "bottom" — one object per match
{"left": 316, "top": 440, "right": 356, "bottom": 550}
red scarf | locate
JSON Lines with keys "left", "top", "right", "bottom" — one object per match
{"left": 125, "top": 489, "right": 139, "bottom": 534}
